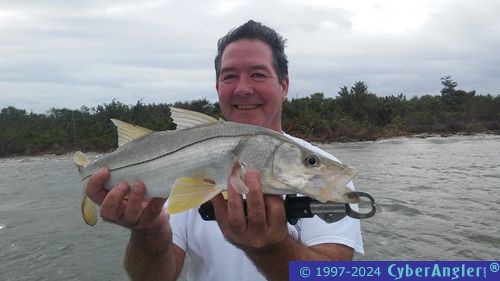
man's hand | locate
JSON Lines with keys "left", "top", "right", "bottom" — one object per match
{"left": 85, "top": 167, "right": 167, "bottom": 234}
{"left": 85, "top": 168, "right": 184, "bottom": 281}
{"left": 211, "top": 170, "right": 288, "bottom": 252}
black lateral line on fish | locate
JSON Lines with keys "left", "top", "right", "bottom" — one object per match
{"left": 80, "top": 133, "right": 256, "bottom": 182}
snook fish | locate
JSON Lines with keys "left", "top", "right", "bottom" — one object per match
{"left": 74, "top": 108, "right": 359, "bottom": 226}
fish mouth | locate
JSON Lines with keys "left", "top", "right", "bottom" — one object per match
{"left": 306, "top": 168, "right": 359, "bottom": 203}
{"left": 233, "top": 104, "right": 261, "bottom": 110}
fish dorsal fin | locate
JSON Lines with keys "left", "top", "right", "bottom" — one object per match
{"left": 169, "top": 107, "right": 220, "bottom": 130}
{"left": 110, "top": 119, "right": 153, "bottom": 146}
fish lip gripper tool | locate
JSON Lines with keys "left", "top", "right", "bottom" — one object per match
{"left": 198, "top": 192, "right": 376, "bottom": 225}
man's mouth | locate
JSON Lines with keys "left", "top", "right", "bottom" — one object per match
{"left": 234, "top": 104, "right": 260, "bottom": 110}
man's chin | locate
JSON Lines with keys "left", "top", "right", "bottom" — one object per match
{"left": 230, "top": 116, "right": 263, "bottom": 126}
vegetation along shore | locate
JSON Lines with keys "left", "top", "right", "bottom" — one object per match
{"left": 1, "top": 77, "right": 499, "bottom": 157}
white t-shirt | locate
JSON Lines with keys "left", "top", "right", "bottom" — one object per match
{"left": 169, "top": 135, "right": 363, "bottom": 281}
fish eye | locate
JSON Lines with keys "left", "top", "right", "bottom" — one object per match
{"left": 304, "top": 154, "right": 320, "bottom": 167}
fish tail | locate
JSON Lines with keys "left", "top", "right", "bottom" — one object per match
{"left": 72, "top": 151, "right": 98, "bottom": 226}
{"left": 73, "top": 151, "right": 89, "bottom": 170}
{"left": 81, "top": 195, "right": 98, "bottom": 226}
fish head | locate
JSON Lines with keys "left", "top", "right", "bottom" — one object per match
{"left": 271, "top": 142, "right": 359, "bottom": 203}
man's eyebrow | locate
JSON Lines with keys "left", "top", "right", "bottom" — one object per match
{"left": 251, "top": 65, "right": 272, "bottom": 72}
{"left": 220, "top": 65, "right": 272, "bottom": 74}
{"left": 220, "top": 67, "right": 236, "bottom": 74}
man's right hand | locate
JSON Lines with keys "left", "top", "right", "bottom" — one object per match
{"left": 85, "top": 168, "right": 185, "bottom": 281}
{"left": 85, "top": 167, "right": 168, "bottom": 234}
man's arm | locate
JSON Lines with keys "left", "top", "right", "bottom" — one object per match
{"left": 211, "top": 170, "right": 354, "bottom": 281}
{"left": 125, "top": 227, "right": 185, "bottom": 281}
{"left": 245, "top": 238, "right": 353, "bottom": 281}
{"left": 86, "top": 168, "right": 185, "bottom": 281}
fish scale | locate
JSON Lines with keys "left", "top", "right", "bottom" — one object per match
{"left": 102, "top": 136, "right": 242, "bottom": 197}
{"left": 73, "top": 108, "right": 359, "bottom": 225}
{"left": 80, "top": 122, "right": 268, "bottom": 179}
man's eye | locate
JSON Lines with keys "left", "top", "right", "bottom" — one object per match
{"left": 221, "top": 74, "right": 237, "bottom": 81}
{"left": 252, "top": 73, "right": 267, "bottom": 80}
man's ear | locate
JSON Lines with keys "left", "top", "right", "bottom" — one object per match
{"left": 280, "top": 77, "right": 289, "bottom": 100}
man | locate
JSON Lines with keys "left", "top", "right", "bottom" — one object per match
{"left": 85, "top": 20, "right": 363, "bottom": 281}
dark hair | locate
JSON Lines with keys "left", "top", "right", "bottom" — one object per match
{"left": 214, "top": 20, "right": 288, "bottom": 85}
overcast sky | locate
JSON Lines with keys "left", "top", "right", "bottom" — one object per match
{"left": 1, "top": 0, "right": 499, "bottom": 113}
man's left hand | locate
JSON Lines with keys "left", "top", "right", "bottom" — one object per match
{"left": 211, "top": 170, "right": 288, "bottom": 252}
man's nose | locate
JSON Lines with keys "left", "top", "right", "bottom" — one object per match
{"left": 234, "top": 77, "right": 254, "bottom": 96}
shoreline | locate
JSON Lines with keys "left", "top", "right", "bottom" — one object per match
{"left": 291, "top": 130, "right": 500, "bottom": 144}
{"left": 2, "top": 131, "right": 498, "bottom": 159}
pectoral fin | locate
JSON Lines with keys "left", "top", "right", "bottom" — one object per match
{"left": 166, "top": 178, "right": 222, "bottom": 214}
{"left": 229, "top": 163, "right": 249, "bottom": 195}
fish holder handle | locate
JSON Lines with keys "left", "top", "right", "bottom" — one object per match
{"left": 197, "top": 192, "right": 376, "bottom": 225}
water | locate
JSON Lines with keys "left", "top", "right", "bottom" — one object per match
{"left": 317, "top": 134, "right": 500, "bottom": 260}
{"left": 1, "top": 135, "right": 499, "bottom": 280}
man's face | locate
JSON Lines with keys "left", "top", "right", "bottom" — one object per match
{"left": 216, "top": 39, "right": 289, "bottom": 132}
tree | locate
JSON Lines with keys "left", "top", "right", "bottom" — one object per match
{"left": 440, "top": 76, "right": 458, "bottom": 96}
{"left": 337, "top": 81, "right": 379, "bottom": 123}
{"left": 440, "top": 76, "right": 475, "bottom": 112}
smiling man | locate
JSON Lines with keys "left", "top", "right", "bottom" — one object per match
{"left": 216, "top": 38, "right": 288, "bottom": 132}
{"left": 86, "top": 20, "right": 363, "bottom": 281}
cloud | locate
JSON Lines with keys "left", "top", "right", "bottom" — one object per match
{"left": 0, "top": 0, "right": 498, "bottom": 113}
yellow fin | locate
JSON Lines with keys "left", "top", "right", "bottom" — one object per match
{"left": 73, "top": 151, "right": 90, "bottom": 168}
{"left": 169, "top": 107, "right": 220, "bottom": 130}
{"left": 110, "top": 119, "right": 153, "bottom": 146}
{"left": 81, "top": 195, "right": 98, "bottom": 226}
{"left": 166, "top": 177, "right": 222, "bottom": 214}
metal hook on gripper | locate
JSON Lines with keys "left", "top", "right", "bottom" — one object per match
{"left": 345, "top": 191, "right": 377, "bottom": 219}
